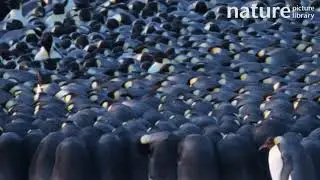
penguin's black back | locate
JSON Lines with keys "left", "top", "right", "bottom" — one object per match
{"left": 0, "top": 132, "right": 27, "bottom": 180}
{"left": 51, "top": 137, "right": 91, "bottom": 180}
{"left": 29, "top": 132, "right": 65, "bottom": 180}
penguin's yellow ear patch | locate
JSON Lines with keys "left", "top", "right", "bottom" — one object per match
{"left": 61, "top": 122, "right": 67, "bottom": 128}
{"left": 264, "top": 110, "right": 271, "bottom": 119}
{"left": 210, "top": 47, "right": 222, "bottom": 54}
{"left": 273, "top": 82, "right": 281, "bottom": 91}
{"left": 257, "top": 49, "right": 266, "bottom": 57}
{"left": 293, "top": 100, "right": 300, "bottom": 110}
{"left": 124, "top": 81, "right": 133, "bottom": 88}
{"left": 140, "top": 135, "right": 151, "bottom": 144}
{"left": 240, "top": 73, "right": 248, "bottom": 80}
{"left": 66, "top": 104, "right": 74, "bottom": 112}
{"left": 64, "top": 94, "right": 72, "bottom": 103}
{"left": 188, "top": 77, "right": 198, "bottom": 87}
{"left": 274, "top": 136, "right": 282, "bottom": 145}
{"left": 102, "top": 101, "right": 109, "bottom": 108}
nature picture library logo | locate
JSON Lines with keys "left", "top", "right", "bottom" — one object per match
{"left": 227, "top": 4, "right": 315, "bottom": 20}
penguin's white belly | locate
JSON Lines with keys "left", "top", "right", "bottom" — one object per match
{"left": 148, "top": 62, "right": 163, "bottom": 73}
{"left": 268, "top": 146, "right": 284, "bottom": 180}
{"left": 34, "top": 47, "right": 49, "bottom": 61}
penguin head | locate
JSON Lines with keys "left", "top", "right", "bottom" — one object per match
{"left": 75, "top": 35, "right": 89, "bottom": 49}
{"left": 259, "top": 136, "right": 283, "bottom": 151}
{"left": 79, "top": 8, "right": 91, "bottom": 22}
{"left": 53, "top": 3, "right": 65, "bottom": 14}
{"left": 40, "top": 32, "right": 53, "bottom": 53}
{"left": 25, "top": 31, "right": 39, "bottom": 45}
{"left": 6, "top": 19, "right": 23, "bottom": 30}
{"left": 261, "top": 133, "right": 305, "bottom": 152}
{"left": 73, "top": 0, "right": 90, "bottom": 9}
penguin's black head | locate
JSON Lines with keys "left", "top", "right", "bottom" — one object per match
{"left": 14, "top": 41, "right": 29, "bottom": 53}
{"left": 6, "top": 19, "right": 23, "bottom": 30}
{"left": 25, "top": 33, "right": 39, "bottom": 44}
{"left": 70, "top": 32, "right": 81, "bottom": 40}
{"left": 4, "top": 60, "right": 17, "bottom": 69}
{"left": 63, "top": 17, "right": 76, "bottom": 26}
{"left": 106, "top": 18, "right": 119, "bottom": 30}
{"left": 193, "top": 1, "right": 208, "bottom": 14}
{"left": 6, "top": 0, "right": 22, "bottom": 10}
{"left": 259, "top": 136, "right": 283, "bottom": 151}
{"left": 96, "top": 40, "right": 108, "bottom": 50}
{"left": 89, "top": 20, "right": 101, "bottom": 32}
{"left": 73, "top": 0, "right": 90, "bottom": 9}
{"left": 130, "top": 1, "right": 145, "bottom": 13}
{"left": 60, "top": 38, "right": 72, "bottom": 49}
{"left": 40, "top": 32, "right": 53, "bottom": 52}
{"left": 79, "top": 8, "right": 91, "bottom": 22}
{"left": 53, "top": 3, "right": 65, "bottom": 14}
{"left": 75, "top": 35, "right": 89, "bottom": 49}
{"left": 33, "top": 21, "right": 46, "bottom": 33}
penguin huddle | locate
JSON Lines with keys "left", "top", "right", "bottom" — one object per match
{"left": 0, "top": 0, "right": 320, "bottom": 179}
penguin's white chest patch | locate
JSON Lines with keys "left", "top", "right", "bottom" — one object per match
{"left": 269, "top": 145, "right": 284, "bottom": 180}
{"left": 34, "top": 47, "right": 49, "bottom": 61}
{"left": 148, "top": 62, "right": 163, "bottom": 73}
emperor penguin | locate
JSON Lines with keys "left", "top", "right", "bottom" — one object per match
{"left": 34, "top": 32, "right": 62, "bottom": 70}
{"left": 260, "top": 132, "right": 316, "bottom": 180}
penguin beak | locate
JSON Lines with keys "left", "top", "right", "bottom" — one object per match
{"left": 259, "top": 137, "right": 275, "bottom": 151}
